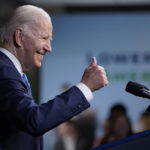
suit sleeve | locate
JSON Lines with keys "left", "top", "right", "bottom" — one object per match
{"left": 0, "top": 72, "right": 90, "bottom": 137}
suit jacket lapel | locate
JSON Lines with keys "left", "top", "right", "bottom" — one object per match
{"left": 0, "top": 51, "right": 29, "bottom": 92}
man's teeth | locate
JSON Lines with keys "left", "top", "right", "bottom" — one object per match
{"left": 38, "top": 53, "right": 43, "bottom": 59}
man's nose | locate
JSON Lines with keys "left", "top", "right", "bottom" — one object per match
{"left": 44, "top": 41, "right": 52, "bottom": 52}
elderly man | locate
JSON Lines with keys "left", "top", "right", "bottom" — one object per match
{"left": 0, "top": 5, "right": 108, "bottom": 150}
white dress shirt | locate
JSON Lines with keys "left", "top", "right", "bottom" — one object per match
{"left": 0, "top": 48, "right": 93, "bottom": 102}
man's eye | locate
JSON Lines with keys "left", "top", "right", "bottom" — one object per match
{"left": 43, "top": 37, "right": 47, "bottom": 40}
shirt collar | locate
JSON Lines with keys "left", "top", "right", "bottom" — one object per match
{"left": 0, "top": 47, "right": 23, "bottom": 76}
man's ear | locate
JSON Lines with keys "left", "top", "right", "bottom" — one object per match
{"left": 14, "top": 27, "right": 23, "bottom": 47}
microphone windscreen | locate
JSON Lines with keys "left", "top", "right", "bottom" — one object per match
{"left": 125, "top": 81, "right": 146, "bottom": 96}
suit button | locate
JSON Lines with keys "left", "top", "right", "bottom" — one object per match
{"left": 77, "top": 104, "right": 82, "bottom": 108}
{"left": 70, "top": 104, "right": 83, "bottom": 113}
{"left": 71, "top": 108, "right": 76, "bottom": 113}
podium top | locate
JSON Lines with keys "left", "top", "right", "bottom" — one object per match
{"left": 90, "top": 129, "right": 150, "bottom": 150}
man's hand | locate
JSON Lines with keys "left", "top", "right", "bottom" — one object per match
{"left": 81, "top": 57, "right": 108, "bottom": 92}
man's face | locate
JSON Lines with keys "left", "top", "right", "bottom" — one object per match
{"left": 21, "top": 17, "right": 52, "bottom": 71}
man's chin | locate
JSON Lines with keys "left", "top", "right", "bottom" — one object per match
{"left": 35, "top": 62, "right": 42, "bottom": 68}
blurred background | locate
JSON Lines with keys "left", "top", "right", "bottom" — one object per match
{"left": 1, "top": 0, "right": 150, "bottom": 150}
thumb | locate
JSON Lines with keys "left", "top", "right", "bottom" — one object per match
{"left": 90, "top": 57, "right": 97, "bottom": 67}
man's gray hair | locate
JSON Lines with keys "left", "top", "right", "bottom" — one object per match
{"left": 0, "top": 5, "right": 51, "bottom": 43}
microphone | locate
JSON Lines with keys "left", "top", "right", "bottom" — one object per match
{"left": 125, "top": 81, "right": 150, "bottom": 99}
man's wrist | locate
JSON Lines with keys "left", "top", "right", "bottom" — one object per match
{"left": 76, "top": 82, "right": 93, "bottom": 102}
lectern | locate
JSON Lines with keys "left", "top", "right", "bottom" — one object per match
{"left": 90, "top": 129, "right": 150, "bottom": 150}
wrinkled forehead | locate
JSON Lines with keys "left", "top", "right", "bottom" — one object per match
{"left": 28, "top": 15, "right": 52, "bottom": 34}
{"left": 31, "top": 13, "right": 52, "bottom": 27}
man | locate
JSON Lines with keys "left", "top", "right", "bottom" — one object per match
{"left": 0, "top": 5, "right": 108, "bottom": 150}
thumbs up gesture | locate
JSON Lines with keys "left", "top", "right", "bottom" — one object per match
{"left": 81, "top": 57, "right": 108, "bottom": 91}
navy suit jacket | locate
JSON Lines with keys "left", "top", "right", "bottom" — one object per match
{"left": 0, "top": 52, "right": 90, "bottom": 150}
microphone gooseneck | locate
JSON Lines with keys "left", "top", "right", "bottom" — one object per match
{"left": 125, "top": 81, "right": 150, "bottom": 99}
